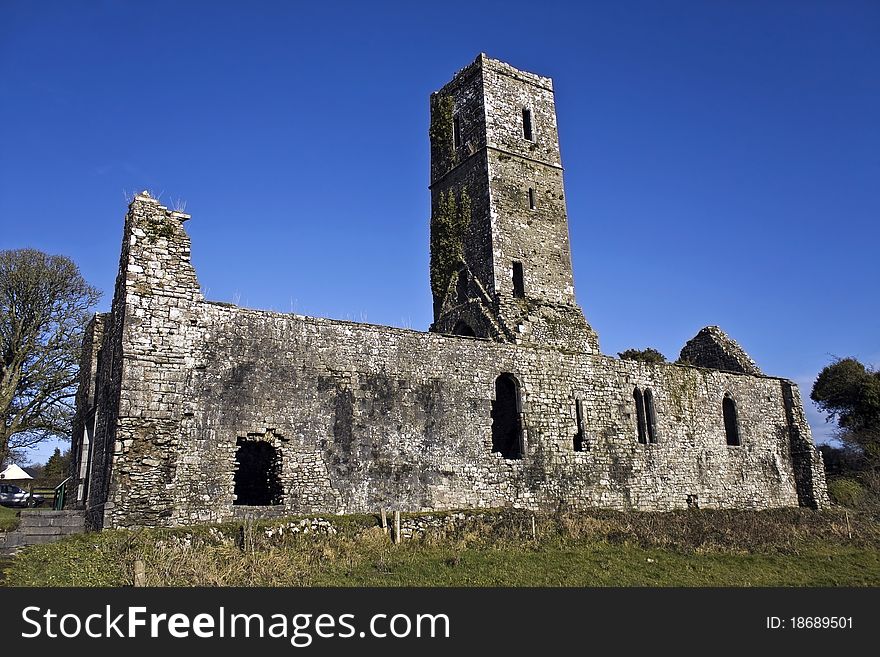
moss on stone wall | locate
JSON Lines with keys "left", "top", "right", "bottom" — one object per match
{"left": 666, "top": 367, "right": 702, "bottom": 424}
{"left": 144, "top": 216, "right": 176, "bottom": 242}
{"left": 429, "top": 94, "right": 455, "bottom": 169}
{"left": 430, "top": 187, "right": 470, "bottom": 306}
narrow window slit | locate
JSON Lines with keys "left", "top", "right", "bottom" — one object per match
{"left": 512, "top": 261, "right": 525, "bottom": 298}
{"left": 574, "top": 398, "right": 587, "bottom": 452}
{"left": 723, "top": 394, "right": 740, "bottom": 445}
{"left": 522, "top": 108, "right": 533, "bottom": 141}
{"left": 633, "top": 388, "right": 647, "bottom": 444}
{"left": 644, "top": 388, "right": 657, "bottom": 444}
{"left": 456, "top": 269, "right": 468, "bottom": 304}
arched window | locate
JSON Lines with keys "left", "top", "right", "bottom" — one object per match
{"left": 234, "top": 439, "right": 283, "bottom": 505}
{"left": 452, "top": 320, "right": 475, "bottom": 337}
{"left": 492, "top": 373, "right": 523, "bottom": 459}
{"left": 723, "top": 394, "right": 740, "bottom": 446}
{"left": 633, "top": 388, "right": 647, "bottom": 444}
{"left": 644, "top": 388, "right": 657, "bottom": 444}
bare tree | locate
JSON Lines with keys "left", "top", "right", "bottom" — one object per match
{"left": 0, "top": 249, "right": 100, "bottom": 467}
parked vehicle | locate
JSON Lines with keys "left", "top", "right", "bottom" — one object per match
{"left": 0, "top": 483, "right": 45, "bottom": 507}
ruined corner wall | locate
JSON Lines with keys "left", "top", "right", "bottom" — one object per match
{"left": 68, "top": 313, "right": 105, "bottom": 509}
{"left": 84, "top": 194, "right": 203, "bottom": 528}
{"left": 680, "top": 326, "right": 763, "bottom": 375}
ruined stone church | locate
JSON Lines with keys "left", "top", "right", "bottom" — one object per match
{"left": 69, "top": 55, "right": 827, "bottom": 529}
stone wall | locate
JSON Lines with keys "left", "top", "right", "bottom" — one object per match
{"left": 72, "top": 193, "right": 827, "bottom": 528}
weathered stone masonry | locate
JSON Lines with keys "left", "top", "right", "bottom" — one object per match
{"left": 70, "top": 54, "right": 827, "bottom": 529}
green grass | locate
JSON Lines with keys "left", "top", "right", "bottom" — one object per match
{"left": 313, "top": 541, "right": 880, "bottom": 587}
{"left": 0, "top": 505, "right": 20, "bottom": 532}
{"left": 4, "top": 508, "right": 880, "bottom": 587}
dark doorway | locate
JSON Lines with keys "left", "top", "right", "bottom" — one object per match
{"left": 723, "top": 394, "right": 740, "bottom": 446}
{"left": 453, "top": 320, "right": 476, "bottom": 337}
{"left": 234, "top": 439, "right": 283, "bottom": 505}
{"left": 492, "top": 373, "right": 522, "bottom": 459}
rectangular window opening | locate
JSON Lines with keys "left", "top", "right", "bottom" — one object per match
{"left": 512, "top": 261, "right": 525, "bottom": 298}
{"left": 528, "top": 187, "right": 536, "bottom": 210}
{"left": 522, "top": 108, "right": 533, "bottom": 141}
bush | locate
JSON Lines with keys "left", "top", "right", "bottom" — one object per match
{"left": 828, "top": 478, "right": 866, "bottom": 508}
{"left": 618, "top": 348, "right": 666, "bottom": 364}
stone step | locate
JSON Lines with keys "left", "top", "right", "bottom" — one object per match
{"left": 19, "top": 516, "right": 85, "bottom": 529}
{"left": 19, "top": 526, "right": 65, "bottom": 536}
{"left": 19, "top": 510, "right": 82, "bottom": 518}
{"left": 18, "top": 510, "right": 85, "bottom": 529}
{"left": 18, "top": 533, "right": 64, "bottom": 545}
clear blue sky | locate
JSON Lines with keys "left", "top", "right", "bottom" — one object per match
{"left": 1, "top": 1, "right": 877, "bottom": 463}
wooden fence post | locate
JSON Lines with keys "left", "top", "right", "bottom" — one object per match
{"left": 134, "top": 560, "right": 146, "bottom": 587}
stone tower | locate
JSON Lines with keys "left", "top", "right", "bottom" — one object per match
{"left": 428, "top": 54, "right": 599, "bottom": 353}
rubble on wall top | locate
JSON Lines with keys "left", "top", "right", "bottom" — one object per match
{"left": 679, "top": 325, "right": 763, "bottom": 376}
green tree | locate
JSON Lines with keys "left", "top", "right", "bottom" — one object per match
{"left": 41, "top": 447, "right": 71, "bottom": 486}
{"left": 618, "top": 348, "right": 667, "bottom": 364}
{"left": 811, "top": 357, "right": 880, "bottom": 467}
{"left": 0, "top": 249, "right": 100, "bottom": 467}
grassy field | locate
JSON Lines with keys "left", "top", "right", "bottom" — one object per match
{"left": 4, "top": 508, "right": 880, "bottom": 587}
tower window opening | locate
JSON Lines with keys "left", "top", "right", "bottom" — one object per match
{"left": 528, "top": 187, "right": 536, "bottom": 210}
{"left": 512, "top": 261, "right": 525, "bottom": 298}
{"left": 233, "top": 438, "right": 283, "bottom": 506}
{"left": 522, "top": 107, "right": 533, "bottom": 141}
{"left": 723, "top": 394, "right": 740, "bottom": 446}
{"left": 453, "top": 115, "right": 461, "bottom": 148}
{"left": 492, "top": 373, "right": 523, "bottom": 459}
